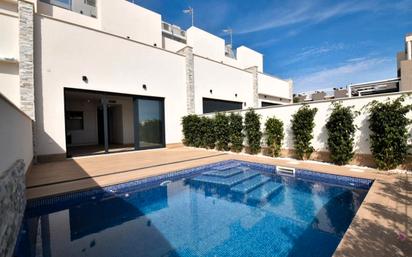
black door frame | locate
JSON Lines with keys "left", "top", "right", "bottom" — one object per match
{"left": 64, "top": 88, "right": 166, "bottom": 155}
{"left": 133, "top": 95, "right": 166, "bottom": 150}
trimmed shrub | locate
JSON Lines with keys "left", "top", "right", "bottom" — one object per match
{"left": 244, "top": 109, "right": 262, "bottom": 154}
{"left": 265, "top": 117, "right": 284, "bottom": 157}
{"left": 200, "top": 116, "right": 216, "bottom": 149}
{"left": 367, "top": 96, "right": 412, "bottom": 170}
{"left": 229, "top": 113, "right": 244, "bottom": 152}
{"left": 291, "top": 105, "right": 318, "bottom": 159}
{"left": 182, "top": 114, "right": 202, "bottom": 147}
{"left": 214, "top": 113, "right": 230, "bottom": 151}
{"left": 325, "top": 103, "right": 356, "bottom": 165}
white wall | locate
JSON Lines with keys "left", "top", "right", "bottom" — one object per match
{"left": 0, "top": 13, "right": 18, "bottom": 59}
{"left": 187, "top": 27, "right": 226, "bottom": 62}
{"left": 163, "top": 37, "right": 186, "bottom": 52}
{"left": 37, "top": 1, "right": 100, "bottom": 29}
{"left": 0, "top": 62, "right": 19, "bottom": 107}
{"left": 99, "top": 0, "right": 162, "bottom": 47}
{"left": 258, "top": 73, "right": 291, "bottom": 100}
{"left": 204, "top": 92, "right": 412, "bottom": 155}
{"left": 0, "top": 12, "right": 20, "bottom": 107}
{"left": 237, "top": 46, "right": 263, "bottom": 72}
{"left": 194, "top": 56, "right": 254, "bottom": 113}
{"left": 0, "top": 95, "right": 33, "bottom": 173}
{"left": 35, "top": 16, "right": 186, "bottom": 156}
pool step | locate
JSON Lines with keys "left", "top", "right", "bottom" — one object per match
{"left": 203, "top": 168, "right": 244, "bottom": 178}
{"left": 212, "top": 163, "right": 241, "bottom": 171}
{"left": 231, "top": 175, "right": 271, "bottom": 194}
{"left": 191, "top": 171, "right": 260, "bottom": 187}
{"left": 247, "top": 181, "right": 283, "bottom": 203}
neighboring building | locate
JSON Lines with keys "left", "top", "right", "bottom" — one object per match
{"left": 348, "top": 78, "right": 400, "bottom": 96}
{"left": 294, "top": 33, "right": 412, "bottom": 103}
{"left": 0, "top": 0, "right": 292, "bottom": 159}
{"left": 397, "top": 33, "right": 412, "bottom": 91}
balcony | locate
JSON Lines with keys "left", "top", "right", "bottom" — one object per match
{"left": 40, "top": 0, "right": 97, "bottom": 18}
{"left": 162, "top": 22, "right": 186, "bottom": 43}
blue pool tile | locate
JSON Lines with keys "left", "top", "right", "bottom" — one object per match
{"left": 203, "top": 167, "right": 244, "bottom": 178}
{"left": 230, "top": 175, "right": 271, "bottom": 194}
{"left": 247, "top": 181, "right": 283, "bottom": 203}
{"left": 191, "top": 171, "right": 260, "bottom": 187}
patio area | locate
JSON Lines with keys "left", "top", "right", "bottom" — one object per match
{"left": 25, "top": 147, "right": 412, "bottom": 257}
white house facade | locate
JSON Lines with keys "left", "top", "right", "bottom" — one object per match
{"left": 0, "top": 0, "right": 293, "bottom": 160}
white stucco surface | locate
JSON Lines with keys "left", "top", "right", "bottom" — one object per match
{"left": 35, "top": 16, "right": 186, "bottom": 156}
{"left": 237, "top": 46, "right": 263, "bottom": 72}
{"left": 193, "top": 55, "right": 254, "bottom": 113}
{"left": 0, "top": 95, "right": 33, "bottom": 173}
{"left": 163, "top": 37, "right": 186, "bottom": 52}
{"left": 99, "top": 0, "right": 162, "bottom": 47}
{"left": 258, "top": 73, "right": 291, "bottom": 100}
{"left": 0, "top": 13, "right": 20, "bottom": 107}
{"left": 204, "top": 92, "right": 412, "bottom": 155}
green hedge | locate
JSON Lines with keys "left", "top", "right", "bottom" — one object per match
{"left": 291, "top": 105, "right": 318, "bottom": 160}
{"left": 245, "top": 109, "right": 262, "bottom": 154}
{"left": 200, "top": 116, "right": 216, "bottom": 149}
{"left": 229, "top": 113, "right": 244, "bottom": 152}
{"left": 182, "top": 114, "right": 202, "bottom": 147}
{"left": 326, "top": 103, "right": 356, "bottom": 165}
{"left": 182, "top": 96, "right": 412, "bottom": 170}
{"left": 367, "top": 96, "right": 412, "bottom": 170}
{"left": 214, "top": 113, "right": 230, "bottom": 151}
{"left": 265, "top": 117, "right": 284, "bottom": 157}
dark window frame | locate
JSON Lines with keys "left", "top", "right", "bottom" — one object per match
{"left": 261, "top": 101, "right": 281, "bottom": 107}
{"left": 202, "top": 97, "right": 243, "bottom": 114}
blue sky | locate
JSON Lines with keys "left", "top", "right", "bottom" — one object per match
{"left": 129, "top": 0, "right": 412, "bottom": 93}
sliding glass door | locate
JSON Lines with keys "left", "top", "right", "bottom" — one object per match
{"left": 134, "top": 97, "right": 165, "bottom": 150}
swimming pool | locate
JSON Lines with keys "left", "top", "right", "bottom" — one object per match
{"left": 15, "top": 160, "right": 372, "bottom": 257}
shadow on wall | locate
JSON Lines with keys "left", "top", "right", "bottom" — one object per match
{"left": 34, "top": 15, "right": 68, "bottom": 162}
{"left": 16, "top": 159, "right": 179, "bottom": 256}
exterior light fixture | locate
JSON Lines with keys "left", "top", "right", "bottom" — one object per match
{"left": 210, "top": 89, "right": 213, "bottom": 94}
{"left": 235, "top": 93, "right": 238, "bottom": 97}
{"left": 143, "top": 84, "right": 147, "bottom": 90}
{"left": 82, "top": 76, "right": 88, "bottom": 83}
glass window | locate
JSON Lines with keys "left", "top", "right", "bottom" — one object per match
{"left": 135, "top": 98, "right": 165, "bottom": 149}
{"left": 41, "top": 0, "right": 72, "bottom": 10}
{"left": 202, "top": 98, "right": 243, "bottom": 114}
{"left": 261, "top": 102, "right": 281, "bottom": 107}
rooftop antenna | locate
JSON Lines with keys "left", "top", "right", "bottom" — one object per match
{"left": 223, "top": 28, "right": 233, "bottom": 47}
{"left": 183, "top": 7, "right": 194, "bottom": 27}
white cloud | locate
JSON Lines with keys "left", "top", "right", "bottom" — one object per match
{"left": 293, "top": 57, "right": 396, "bottom": 92}
{"left": 282, "top": 43, "right": 346, "bottom": 65}
{"left": 234, "top": 0, "right": 376, "bottom": 35}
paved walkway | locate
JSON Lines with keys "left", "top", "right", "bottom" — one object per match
{"left": 26, "top": 147, "right": 411, "bottom": 257}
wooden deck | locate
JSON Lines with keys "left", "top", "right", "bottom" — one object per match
{"left": 26, "top": 147, "right": 412, "bottom": 257}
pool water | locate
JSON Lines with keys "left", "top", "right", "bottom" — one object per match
{"left": 15, "top": 161, "right": 371, "bottom": 257}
